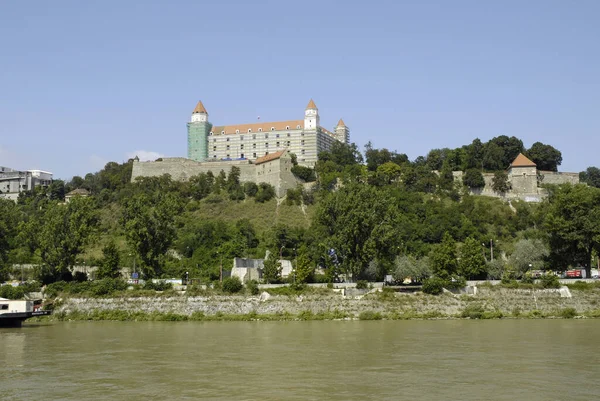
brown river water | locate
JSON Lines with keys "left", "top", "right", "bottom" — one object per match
{"left": 1, "top": 320, "right": 599, "bottom": 400}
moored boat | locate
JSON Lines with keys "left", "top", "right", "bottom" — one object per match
{"left": 0, "top": 297, "right": 52, "bottom": 327}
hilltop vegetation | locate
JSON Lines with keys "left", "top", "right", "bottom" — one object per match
{"left": 1, "top": 137, "right": 600, "bottom": 288}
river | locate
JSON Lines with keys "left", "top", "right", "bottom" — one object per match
{"left": 1, "top": 320, "right": 598, "bottom": 400}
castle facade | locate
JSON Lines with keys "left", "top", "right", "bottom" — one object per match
{"left": 187, "top": 99, "right": 349, "bottom": 167}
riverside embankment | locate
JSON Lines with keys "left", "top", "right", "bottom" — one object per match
{"left": 47, "top": 284, "right": 600, "bottom": 321}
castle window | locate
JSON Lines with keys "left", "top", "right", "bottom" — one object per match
{"left": 248, "top": 129, "right": 252, "bottom": 133}
{"left": 253, "top": 143, "right": 256, "bottom": 148}
{"left": 265, "top": 143, "right": 269, "bottom": 148}
{"left": 253, "top": 153, "right": 257, "bottom": 158}
{"left": 226, "top": 145, "right": 230, "bottom": 150}
{"left": 235, "top": 130, "right": 240, "bottom": 134}
{"left": 213, "top": 138, "right": 217, "bottom": 142}
{"left": 301, "top": 149, "right": 305, "bottom": 155}
{"left": 276, "top": 134, "right": 280, "bottom": 138}
{"left": 240, "top": 144, "right": 244, "bottom": 149}
{"left": 213, "top": 146, "right": 217, "bottom": 151}
{"left": 241, "top": 153, "right": 244, "bottom": 158}
{"left": 226, "top": 138, "right": 230, "bottom": 142}
{"left": 258, "top": 128, "right": 262, "bottom": 132}
{"left": 265, "top": 134, "right": 269, "bottom": 139}
{"left": 209, "top": 132, "right": 213, "bottom": 135}
{"left": 265, "top": 152, "right": 269, "bottom": 155}
{"left": 271, "top": 127, "right": 275, "bottom": 131}
{"left": 252, "top": 134, "right": 256, "bottom": 139}
{"left": 286, "top": 126, "right": 290, "bottom": 130}
{"left": 301, "top": 140, "right": 305, "bottom": 145}
{"left": 221, "top": 131, "right": 225, "bottom": 134}
{"left": 287, "top": 141, "right": 291, "bottom": 146}
{"left": 214, "top": 155, "right": 217, "bottom": 158}
{"left": 287, "top": 133, "right": 291, "bottom": 137}
{"left": 240, "top": 135, "right": 244, "bottom": 141}
{"left": 296, "top": 125, "right": 301, "bottom": 129}
{"left": 227, "top": 154, "right": 230, "bottom": 157}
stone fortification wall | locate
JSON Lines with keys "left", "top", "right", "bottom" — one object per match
{"left": 453, "top": 168, "right": 579, "bottom": 202}
{"left": 539, "top": 171, "right": 579, "bottom": 185}
{"left": 131, "top": 156, "right": 300, "bottom": 197}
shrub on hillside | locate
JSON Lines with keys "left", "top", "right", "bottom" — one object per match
{"left": 421, "top": 277, "right": 445, "bottom": 295}
{"left": 355, "top": 280, "right": 368, "bottom": 290}
{"left": 540, "top": 273, "right": 560, "bottom": 289}
{"left": 246, "top": 279, "right": 259, "bottom": 295}
{"left": 144, "top": 280, "right": 173, "bottom": 291}
{"left": 222, "top": 276, "right": 243, "bottom": 293}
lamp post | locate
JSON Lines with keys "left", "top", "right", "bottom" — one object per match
{"left": 490, "top": 239, "right": 494, "bottom": 262}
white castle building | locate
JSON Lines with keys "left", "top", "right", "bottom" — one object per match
{"left": 187, "top": 99, "right": 350, "bottom": 167}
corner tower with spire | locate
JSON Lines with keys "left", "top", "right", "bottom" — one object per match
{"left": 304, "top": 99, "right": 320, "bottom": 130}
{"left": 334, "top": 118, "right": 350, "bottom": 144}
{"left": 187, "top": 101, "right": 212, "bottom": 161}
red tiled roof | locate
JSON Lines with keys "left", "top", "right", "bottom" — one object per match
{"left": 510, "top": 153, "right": 536, "bottom": 167}
{"left": 255, "top": 150, "right": 287, "bottom": 165}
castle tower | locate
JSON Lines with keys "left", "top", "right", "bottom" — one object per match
{"left": 304, "top": 99, "right": 319, "bottom": 131}
{"left": 187, "top": 101, "right": 211, "bottom": 161}
{"left": 508, "top": 153, "right": 538, "bottom": 194}
{"left": 334, "top": 118, "right": 350, "bottom": 144}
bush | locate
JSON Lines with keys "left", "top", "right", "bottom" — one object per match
{"left": 461, "top": 304, "right": 485, "bottom": 319}
{"left": 540, "top": 273, "right": 560, "bottom": 289}
{"left": 222, "top": 277, "right": 243, "bottom": 293}
{"left": 291, "top": 165, "right": 316, "bottom": 182}
{"left": 446, "top": 276, "right": 466, "bottom": 290}
{"left": 246, "top": 279, "right": 259, "bottom": 295}
{"left": 559, "top": 307, "right": 577, "bottom": 319}
{"left": 358, "top": 311, "right": 383, "bottom": 320}
{"left": 355, "top": 280, "right": 368, "bottom": 290}
{"left": 422, "top": 277, "right": 445, "bottom": 295}
{"left": 143, "top": 280, "right": 173, "bottom": 292}
{"left": 521, "top": 274, "right": 535, "bottom": 284}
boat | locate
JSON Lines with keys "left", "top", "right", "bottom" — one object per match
{"left": 0, "top": 297, "right": 52, "bottom": 327}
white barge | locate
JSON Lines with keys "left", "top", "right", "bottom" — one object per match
{"left": 0, "top": 297, "right": 52, "bottom": 327}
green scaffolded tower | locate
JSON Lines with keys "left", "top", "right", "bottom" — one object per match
{"left": 187, "top": 101, "right": 211, "bottom": 161}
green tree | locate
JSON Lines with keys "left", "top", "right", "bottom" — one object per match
{"left": 0, "top": 199, "right": 19, "bottom": 281}
{"left": 262, "top": 250, "right": 282, "bottom": 283}
{"left": 429, "top": 232, "right": 458, "bottom": 279}
{"left": 96, "top": 241, "right": 122, "bottom": 279}
{"left": 463, "top": 169, "right": 485, "bottom": 189}
{"left": 291, "top": 165, "right": 316, "bottom": 182}
{"left": 255, "top": 183, "right": 275, "bottom": 203}
{"left": 508, "top": 239, "right": 549, "bottom": 277}
{"left": 579, "top": 167, "right": 600, "bottom": 188}
{"left": 293, "top": 246, "right": 314, "bottom": 283}
{"left": 37, "top": 197, "right": 98, "bottom": 281}
{"left": 392, "top": 255, "right": 431, "bottom": 284}
{"left": 544, "top": 184, "right": 600, "bottom": 277}
{"left": 491, "top": 170, "right": 510, "bottom": 194}
{"left": 315, "top": 183, "right": 401, "bottom": 280}
{"left": 459, "top": 237, "right": 487, "bottom": 279}
{"left": 526, "top": 142, "right": 562, "bottom": 172}
{"left": 122, "top": 193, "right": 181, "bottom": 278}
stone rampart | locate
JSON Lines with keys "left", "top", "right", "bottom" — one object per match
{"left": 131, "top": 156, "right": 300, "bottom": 197}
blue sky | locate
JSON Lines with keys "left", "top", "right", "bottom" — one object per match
{"left": 1, "top": 0, "right": 598, "bottom": 179}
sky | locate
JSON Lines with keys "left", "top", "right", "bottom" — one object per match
{"left": 1, "top": 0, "right": 599, "bottom": 179}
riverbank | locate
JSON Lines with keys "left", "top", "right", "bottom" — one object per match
{"left": 35, "top": 283, "right": 600, "bottom": 322}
